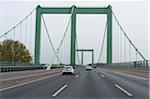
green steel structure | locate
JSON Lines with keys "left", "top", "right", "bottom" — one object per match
{"left": 76, "top": 49, "right": 94, "bottom": 66}
{"left": 35, "top": 5, "right": 112, "bottom": 65}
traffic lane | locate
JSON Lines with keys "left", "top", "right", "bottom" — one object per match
{"left": 99, "top": 71, "right": 149, "bottom": 99}
{"left": 113, "top": 71, "right": 149, "bottom": 85}
{"left": 99, "top": 68, "right": 149, "bottom": 86}
{"left": 98, "top": 69, "right": 149, "bottom": 99}
{"left": 0, "top": 68, "right": 81, "bottom": 99}
{"left": 54, "top": 69, "right": 132, "bottom": 99}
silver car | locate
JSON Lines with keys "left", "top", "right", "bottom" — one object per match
{"left": 62, "top": 66, "right": 74, "bottom": 75}
{"left": 85, "top": 66, "right": 92, "bottom": 70}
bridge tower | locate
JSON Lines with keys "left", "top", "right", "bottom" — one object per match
{"left": 34, "top": 5, "right": 112, "bottom": 65}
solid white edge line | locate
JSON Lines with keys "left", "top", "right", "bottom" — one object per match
{"left": 75, "top": 75, "right": 78, "bottom": 78}
{"left": 52, "top": 84, "right": 67, "bottom": 97}
{"left": 0, "top": 73, "right": 61, "bottom": 92}
{"left": 114, "top": 72, "right": 148, "bottom": 81}
{"left": 101, "top": 69, "right": 148, "bottom": 81}
{"left": 101, "top": 74, "right": 105, "bottom": 78}
{"left": 115, "top": 84, "right": 133, "bottom": 97}
{"left": 0, "top": 71, "right": 58, "bottom": 82}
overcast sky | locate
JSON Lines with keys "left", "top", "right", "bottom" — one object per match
{"left": 0, "top": 0, "right": 149, "bottom": 64}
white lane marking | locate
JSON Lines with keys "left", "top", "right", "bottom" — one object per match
{"left": 101, "top": 74, "right": 105, "bottom": 78}
{"left": 52, "top": 84, "right": 67, "bottom": 97}
{"left": 114, "top": 72, "right": 148, "bottom": 81}
{"left": 115, "top": 84, "right": 133, "bottom": 97}
{"left": 0, "top": 73, "right": 61, "bottom": 92}
{"left": 75, "top": 75, "right": 78, "bottom": 78}
{"left": 101, "top": 69, "right": 148, "bottom": 81}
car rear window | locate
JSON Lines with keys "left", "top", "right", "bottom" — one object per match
{"left": 64, "top": 66, "right": 72, "bottom": 69}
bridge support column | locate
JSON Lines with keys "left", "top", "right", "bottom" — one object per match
{"left": 92, "top": 50, "right": 94, "bottom": 66}
{"left": 70, "top": 6, "right": 76, "bottom": 66}
{"left": 107, "top": 5, "right": 112, "bottom": 64}
{"left": 81, "top": 50, "right": 84, "bottom": 66}
{"left": 34, "top": 5, "right": 41, "bottom": 65}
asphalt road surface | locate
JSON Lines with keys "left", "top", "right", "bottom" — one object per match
{"left": 0, "top": 68, "right": 149, "bottom": 99}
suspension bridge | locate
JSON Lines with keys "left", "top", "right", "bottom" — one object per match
{"left": 0, "top": 5, "right": 148, "bottom": 66}
{"left": 0, "top": 5, "right": 149, "bottom": 99}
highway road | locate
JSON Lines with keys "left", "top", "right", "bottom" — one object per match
{"left": 0, "top": 68, "right": 149, "bottom": 99}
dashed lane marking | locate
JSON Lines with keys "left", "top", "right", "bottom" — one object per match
{"left": 101, "top": 74, "right": 105, "bottom": 78}
{"left": 115, "top": 84, "right": 133, "bottom": 97}
{"left": 52, "top": 84, "right": 67, "bottom": 97}
{"left": 75, "top": 75, "right": 78, "bottom": 78}
{"left": 0, "top": 73, "right": 61, "bottom": 92}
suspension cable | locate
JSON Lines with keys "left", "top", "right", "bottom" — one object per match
{"left": 13, "top": 27, "right": 15, "bottom": 40}
{"left": 115, "top": 16, "right": 118, "bottom": 63}
{"left": 0, "top": 8, "right": 35, "bottom": 39}
{"left": 41, "top": 15, "right": 61, "bottom": 63}
{"left": 55, "top": 7, "right": 75, "bottom": 55}
{"left": 60, "top": 44, "right": 63, "bottom": 63}
{"left": 76, "top": 45, "right": 80, "bottom": 65}
{"left": 29, "top": 12, "right": 32, "bottom": 53}
{"left": 25, "top": 17, "right": 28, "bottom": 45}
{"left": 97, "top": 20, "right": 107, "bottom": 63}
{"left": 56, "top": 16, "right": 71, "bottom": 54}
{"left": 129, "top": 43, "right": 131, "bottom": 61}
{"left": 136, "top": 50, "right": 138, "bottom": 61}
{"left": 19, "top": 22, "right": 22, "bottom": 41}
{"left": 112, "top": 11, "right": 146, "bottom": 61}
{"left": 117, "top": 19, "right": 120, "bottom": 62}
{"left": 50, "top": 15, "right": 71, "bottom": 64}
{"left": 120, "top": 30, "right": 122, "bottom": 62}
{"left": 124, "top": 35, "right": 126, "bottom": 61}
{"left": 51, "top": 7, "right": 75, "bottom": 64}
{"left": 76, "top": 33, "right": 80, "bottom": 65}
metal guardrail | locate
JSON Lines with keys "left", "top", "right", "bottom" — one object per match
{"left": 0, "top": 65, "right": 45, "bottom": 72}
{"left": 0, "top": 63, "right": 63, "bottom": 72}
{"left": 0, "top": 63, "right": 82, "bottom": 72}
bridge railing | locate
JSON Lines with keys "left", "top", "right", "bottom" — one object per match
{"left": 0, "top": 62, "right": 63, "bottom": 72}
{"left": 99, "top": 60, "right": 149, "bottom": 70}
{"left": 0, "top": 65, "right": 44, "bottom": 72}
